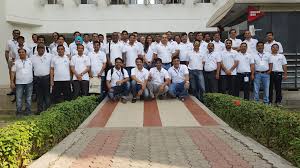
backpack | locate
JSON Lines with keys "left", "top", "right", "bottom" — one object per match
{"left": 32, "top": 46, "right": 50, "bottom": 55}
{"left": 110, "top": 67, "right": 125, "bottom": 77}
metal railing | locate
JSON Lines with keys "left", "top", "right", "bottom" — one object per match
{"left": 282, "top": 52, "right": 300, "bottom": 90}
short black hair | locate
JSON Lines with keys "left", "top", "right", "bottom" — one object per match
{"left": 266, "top": 31, "right": 274, "bottom": 36}
{"left": 52, "top": 32, "right": 59, "bottom": 36}
{"left": 37, "top": 35, "right": 45, "bottom": 41}
{"left": 73, "top": 31, "right": 81, "bottom": 36}
{"left": 256, "top": 41, "right": 264, "bottom": 46}
{"left": 32, "top": 34, "right": 38, "bottom": 38}
{"left": 240, "top": 42, "right": 247, "bottom": 47}
{"left": 83, "top": 33, "right": 89, "bottom": 37}
{"left": 58, "top": 35, "right": 65, "bottom": 40}
{"left": 77, "top": 44, "right": 84, "bottom": 48}
{"left": 17, "top": 36, "right": 25, "bottom": 40}
{"left": 271, "top": 43, "right": 279, "bottom": 48}
{"left": 154, "top": 58, "right": 162, "bottom": 64}
{"left": 172, "top": 56, "right": 180, "bottom": 62}
{"left": 98, "top": 34, "right": 104, "bottom": 37}
{"left": 106, "top": 34, "right": 112, "bottom": 38}
{"left": 225, "top": 39, "right": 232, "bottom": 43}
{"left": 57, "top": 45, "right": 65, "bottom": 50}
{"left": 121, "top": 30, "right": 128, "bottom": 34}
{"left": 18, "top": 48, "right": 26, "bottom": 53}
{"left": 37, "top": 43, "right": 45, "bottom": 49}
{"left": 13, "top": 29, "right": 20, "bottom": 33}
{"left": 188, "top": 32, "right": 193, "bottom": 35}
{"left": 129, "top": 34, "right": 135, "bottom": 38}
{"left": 181, "top": 33, "right": 187, "bottom": 37}
{"left": 115, "top": 57, "right": 123, "bottom": 63}
{"left": 195, "top": 32, "right": 203, "bottom": 36}
{"left": 93, "top": 41, "right": 101, "bottom": 45}
{"left": 229, "top": 29, "right": 236, "bottom": 34}
{"left": 204, "top": 32, "right": 210, "bottom": 36}
{"left": 135, "top": 57, "right": 144, "bottom": 63}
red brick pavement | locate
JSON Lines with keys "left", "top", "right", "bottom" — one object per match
{"left": 71, "top": 130, "right": 124, "bottom": 168}
{"left": 186, "top": 128, "right": 251, "bottom": 168}
{"left": 184, "top": 97, "right": 219, "bottom": 126}
{"left": 144, "top": 100, "right": 162, "bottom": 127}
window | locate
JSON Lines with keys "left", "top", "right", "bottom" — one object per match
{"left": 48, "top": 0, "right": 58, "bottom": 4}
{"left": 111, "top": 0, "right": 125, "bottom": 4}
{"left": 81, "top": 0, "right": 88, "bottom": 4}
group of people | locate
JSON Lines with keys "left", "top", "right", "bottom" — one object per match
{"left": 5, "top": 29, "right": 287, "bottom": 116}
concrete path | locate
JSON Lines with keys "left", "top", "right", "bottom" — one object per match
{"left": 29, "top": 96, "right": 295, "bottom": 168}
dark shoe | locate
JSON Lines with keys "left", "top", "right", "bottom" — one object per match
{"left": 7, "top": 91, "right": 14, "bottom": 96}
{"left": 132, "top": 98, "right": 137, "bottom": 103}
{"left": 11, "top": 97, "right": 16, "bottom": 103}
{"left": 179, "top": 97, "right": 185, "bottom": 102}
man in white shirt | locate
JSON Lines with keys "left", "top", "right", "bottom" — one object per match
{"left": 131, "top": 58, "right": 150, "bottom": 103}
{"left": 50, "top": 45, "right": 72, "bottom": 103}
{"left": 10, "top": 48, "right": 33, "bottom": 117}
{"left": 69, "top": 31, "right": 81, "bottom": 54}
{"left": 178, "top": 33, "right": 193, "bottom": 65}
{"left": 49, "top": 32, "right": 59, "bottom": 51}
{"left": 121, "top": 30, "right": 129, "bottom": 45}
{"left": 194, "top": 32, "right": 208, "bottom": 52}
{"left": 71, "top": 44, "right": 91, "bottom": 99}
{"left": 106, "top": 32, "right": 125, "bottom": 68}
{"left": 188, "top": 32, "right": 195, "bottom": 43}
{"left": 148, "top": 58, "right": 170, "bottom": 99}
{"left": 70, "top": 36, "right": 86, "bottom": 57}
{"left": 12, "top": 36, "right": 31, "bottom": 60}
{"left": 220, "top": 39, "right": 239, "bottom": 96}
{"left": 264, "top": 32, "right": 283, "bottom": 54}
{"left": 236, "top": 43, "right": 255, "bottom": 100}
{"left": 228, "top": 29, "right": 242, "bottom": 51}
{"left": 106, "top": 58, "right": 130, "bottom": 103}
{"left": 30, "top": 35, "right": 51, "bottom": 58}
{"left": 168, "top": 56, "right": 190, "bottom": 102}
{"left": 123, "top": 34, "right": 143, "bottom": 77}
{"left": 203, "top": 43, "right": 221, "bottom": 93}
{"left": 31, "top": 44, "right": 52, "bottom": 114}
{"left": 89, "top": 41, "right": 107, "bottom": 95}
{"left": 29, "top": 34, "right": 38, "bottom": 51}
{"left": 5, "top": 30, "right": 20, "bottom": 96}
{"left": 253, "top": 42, "right": 273, "bottom": 104}
{"left": 243, "top": 30, "right": 258, "bottom": 55}
{"left": 83, "top": 34, "right": 94, "bottom": 55}
{"left": 269, "top": 44, "right": 287, "bottom": 106}
{"left": 153, "top": 34, "right": 176, "bottom": 70}
{"left": 204, "top": 33, "right": 211, "bottom": 44}
{"left": 51, "top": 35, "right": 71, "bottom": 57}
{"left": 187, "top": 41, "right": 205, "bottom": 101}
{"left": 212, "top": 32, "right": 225, "bottom": 53}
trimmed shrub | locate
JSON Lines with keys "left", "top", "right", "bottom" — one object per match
{"left": 204, "top": 93, "right": 300, "bottom": 166}
{"left": 0, "top": 96, "right": 98, "bottom": 168}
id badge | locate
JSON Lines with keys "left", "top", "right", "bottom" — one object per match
{"left": 244, "top": 76, "right": 249, "bottom": 82}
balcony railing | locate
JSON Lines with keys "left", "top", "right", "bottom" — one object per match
{"left": 283, "top": 52, "right": 300, "bottom": 90}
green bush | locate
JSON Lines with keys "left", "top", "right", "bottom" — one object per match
{"left": 0, "top": 96, "right": 98, "bottom": 168}
{"left": 204, "top": 93, "right": 300, "bottom": 166}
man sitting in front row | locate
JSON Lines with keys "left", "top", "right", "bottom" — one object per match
{"left": 168, "top": 56, "right": 190, "bottom": 102}
{"left": 148, "top": 58, "right": 170, "bottom": 100}
{"left": 106, "top": 58, "right": 130, "bottom": 103}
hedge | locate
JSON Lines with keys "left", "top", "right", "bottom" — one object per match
{"left": 204, "top": 93, "right": 300, "bottom": 166}
{"left": 0, "top": 96, "right": 99, "bottom": 168}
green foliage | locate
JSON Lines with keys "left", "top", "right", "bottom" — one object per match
{"left": 0, "top": 96, "right": 98, "bottom": 168}
{"left": 204, "top": 93, "right": 300, "bottom": 166}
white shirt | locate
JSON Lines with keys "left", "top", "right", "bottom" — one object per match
{"left": 154, "top": 43, "right": 175, "bottom": 64}
{"left": 212, "top": 40, "right": 225, "bottom": 52}
{"left": 229, "top": 38, "right": 242, "bottom": 49}
{"left": 11, "top": 58, "right": 33, "bottom": 84}
{"left": 5, "top": 39, "right": 18, "bottom": 60}
{"left": 149, "top": 67, "right": 170, "bottom": 85}
{"left": 270, "top": 54, "right": 287, "bottom": 72}
{"left": 100, "top": 42, "right": 107, "bottom": 53}
{"left": 144, "top": 43, "right": 156, "bottom": 62}
{"left": 106, "top": 41, "right": 124, "bottom": 65}
{"left": 123, "top": 43, "right": 142, "bottom": 67}
{"left": 220, "top": 49, "right": 239, "bottom": 75}
{"left": 29, "top": 46, "right": 50, "bottom": 58}
{"left": 236, "top": 52, "right": 254, "bottom": 73}
{"left": 264, "top": 40, "right": 283, "bottom": 54}
{"left": 51, "top": 55, "right": 71, "bottom": 81}
{"left": 31, "top": 53, "right": 52, "bottom": 76}
{"left": 131, "top": 67, "right": 149, "bottom": 84}
{"left": 187, "top": 50, "right": 204, "bottom": 70}
{"left": 83, "top": 41, "right": 94, "bottom": 54}
{"left": 168, "top": 64, "right": 189, "bottom": 84}
{"left": 253, "top": 52, "right": 272, "bottom": 72}
{"left": 200, "top": 41, "right": 209, "bottom": 53}
{"left": 135, "top": 41, "right": 144, "bottom": 53}
{"left": 70, "top": 54, "right": 91, "bottom": 81}
{"left": 12, "top": 45, "right": 31, "bottom": 59}
{"left": 49, "top": 42, "right": 68, "bottom": 51}
{"left": 170, "top": 41, "right": 179, "bottom": 51}
{"left": 178, "top": 42, "right": 193, "bottom": 62}
{"left": 51, "top": 45, "right": 70, "bottom": 56}
{"left": 69, "top": 43, "right": 90, "bottom": 56}
{"left": 243, "top": 38, "right": 258, "bottom": 55}
{"left": 106, "top": 67, "right": 129, "bottom": 87}
{"left": 203, "top": 51, "right": 221, "bottom": 72}
{"left": 89, "top": 50, "right": 107, "bottom": 77}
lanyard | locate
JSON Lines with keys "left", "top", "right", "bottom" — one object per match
{"left": 22, "top": 60, "right": 26, "bottom": 68}
{"left": 116, "top": 71, "right": 122, "bottom": 80}
{"left": 174, "top": 67, "right": 180, "bottom": 76}
{"left": 258, "top": 53, "right": 264, "bottom": 60}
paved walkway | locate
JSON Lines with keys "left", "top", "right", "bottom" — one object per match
{"left": 29, "top": 96, "right": 295, "bottom": 168}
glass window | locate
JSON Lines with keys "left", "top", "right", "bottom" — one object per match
{"left": 48, "top": 0, "right": 58, "bottom": 4}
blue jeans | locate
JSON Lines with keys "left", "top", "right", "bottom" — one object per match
{"left": 254, "top": 73, "right": 270, "bottom": 104}
{"left": 131, "top": 80, "right": 150, "bottom": 99}
{"left": 125, "top": 67, "right": 134, "bottom": 79}
{"left": 169, "top": 82, "right": 188, "bottom": 98}
{"left": 162, "top": 63, "right": 171, "bottom": 70}
{"left": 189, "top": 70, "right": 205, "bottom": 101}
{"left": 16, "top": 83, "right": 33, "bottom": 115}
{"left": 108, "top": 82, "right": 130, "bottom": 99}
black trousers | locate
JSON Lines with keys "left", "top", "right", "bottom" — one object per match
{"left": 220, "top": 75, "right": 238, "bottom": 96}
{"left": 237, "top": 73, "right": 251, "bottom": 100}
{"left": 35, "top": 75, "right": 51, "bottom": 113}
{"left": 204, "top": 71, "right": 218, "bottom": 93}
{"left": 53, "top": 81, "right": 71, "bottom": 103}
{"left": 72, "top": 80, "right": 89, "bottom": 99}
{"left": 269, "top": 72, "right": 283, "bottom": 103}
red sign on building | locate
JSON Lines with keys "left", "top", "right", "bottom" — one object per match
{"left": 248, "top": 6, "right": 264, "bottom": 22}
